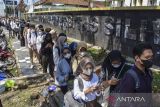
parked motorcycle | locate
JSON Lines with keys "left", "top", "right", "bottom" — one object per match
{"left": 0, "top": 63, "right": 14, "bottom": 80}
{"left": 0, "top": 49, "right": 16, "bottom": 68}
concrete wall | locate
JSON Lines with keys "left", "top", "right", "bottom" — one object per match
{"left": 30, "top": 10, "right": 160, "bottom": 66}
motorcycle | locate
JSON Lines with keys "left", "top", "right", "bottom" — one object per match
{"left": 0, "top": 49, "right": 16, "bottom": 68}
{"left": 0, "top": 63, "right": 14, "bottom": 80}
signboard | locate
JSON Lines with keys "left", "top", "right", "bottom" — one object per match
{"left": 5, "top": 0, "right": 17, "bottom": 5}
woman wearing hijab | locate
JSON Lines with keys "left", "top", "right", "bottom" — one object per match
{"left": 41, "top": 33, "right": 54, "bottom": 78}
{"left": 72, "top": 41, "right": 92, "bottom": 75}
{"left": 53, "top": 36, "right": 67, "bottom": 72}
{"left": 73, "top": 57, "right": 101, "bottom": 107}
{"left": 55, "top": 45, "right": 72, "bottom": 94}
{"left": 50, "top": 29, "right": 57, "bottom": 45}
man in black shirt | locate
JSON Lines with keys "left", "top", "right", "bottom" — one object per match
{"left": 116, "top": 43, "right": 154, "bottom": 107}
{"left": 118, "top": 43, "right": 153, "bottom": 93}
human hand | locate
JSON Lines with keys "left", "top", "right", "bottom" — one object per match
{"left": 64, "top": 75, "right": 69, "bottom": 81}
{"left": 108, "top": 77, "right": 119, "bottom": 85}
{"left": 48, "top": 43, "right": 52, "bottom": 48}
{"left": 84, "top": 86, "right": 97, "bottom": 94}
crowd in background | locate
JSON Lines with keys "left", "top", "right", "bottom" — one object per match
{"left": 0, "top": 17, "right": 155, "bottom": 107}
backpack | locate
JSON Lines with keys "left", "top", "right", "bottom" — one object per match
{"left": 55, "top": 46, "right": 60, "bottom": 56}
{"left": 115, "top": 68, "right": 152, "bottom": 92}
{"left": 64, "top": 77, "right": 85, "bottom": 107}
{"left": 127, "top": 69, "right": 140, "bottom": 91}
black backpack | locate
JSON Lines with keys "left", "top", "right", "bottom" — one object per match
{"left": 55, "top": 46, "right": 60, "bottom": 56}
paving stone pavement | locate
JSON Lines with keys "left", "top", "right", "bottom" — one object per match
{"left": 13, "top": 39, "right": 43, "bottom": 76}
{"left": 3, "top": 28, "right": 42, "bottom": 76}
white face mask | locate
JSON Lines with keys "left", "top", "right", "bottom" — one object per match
{"left": 83, "top": 68, "right": 93, "bottom": 76}
{"left": 64, "top": 53, "right": 71, "bottom": 59}
{"left": 39, "top": 31, "right": 42, "bottom": 35}
{"left": 112, "top": 64, "right": 121, "bottom": 68}
{"left": 80, "top": 52, "right": 87, "bottom": 57}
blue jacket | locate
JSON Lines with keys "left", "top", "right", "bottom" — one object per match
{"left": 55, "top": 58, "right": 72, "bottom": 86}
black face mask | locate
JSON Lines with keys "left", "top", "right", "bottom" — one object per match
{"left": 141, "top": 59, "right": 153, "bottom": 69}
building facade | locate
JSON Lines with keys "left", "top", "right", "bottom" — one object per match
{"left": 0, "top": 0, "right": 5, "bottom": 16}
{"left": 111, "top": 0, "right": 160, "bottom": 7}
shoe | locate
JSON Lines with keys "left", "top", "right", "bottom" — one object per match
{"left": 30, "top": 65, "right": 34, "bottom": 69}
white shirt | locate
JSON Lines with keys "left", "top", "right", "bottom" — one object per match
{"left": 27, "top": 29, "right": 37, "bottom": 49}
{"left": 53, "top": 45, "right": 60, "bottom": 71}
{"left": 36, "top": 32, "right": 45, "bottom": 53}
{"left": 73, "top": 73, "right": 101, "bottom": 102}
{"left": 10, "top": 21, "right": 17, "bottom": 29}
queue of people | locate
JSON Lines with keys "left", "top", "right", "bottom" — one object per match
{"left": 0, "top": 18, "right": 155, "bottom": 107}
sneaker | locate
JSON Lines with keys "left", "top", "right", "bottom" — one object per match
{"left": 30, "top": 65, "right": 34, "bottom": 69}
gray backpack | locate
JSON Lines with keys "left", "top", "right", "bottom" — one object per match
{"left": 64, "top": 77, "right": 85, "bottom": 107}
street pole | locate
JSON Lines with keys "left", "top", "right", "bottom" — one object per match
{"left": 13, "top": 0, "right": 15, "bottom": 17}
{"left": 5, "top": 0, "right": 7, "bottom": 17}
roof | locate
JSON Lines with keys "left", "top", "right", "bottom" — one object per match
{"left": 26, "top": 6, "right": 160, "bottom": 14}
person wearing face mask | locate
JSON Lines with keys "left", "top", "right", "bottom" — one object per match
{"left": 36, "top": 28, "right": 45, "bottom": 54}
{"left": 100, "top": 50, "right": 131, "bottom": 107}
{"left": 72, "top": 41, "right": 92, "bottom": 75}
{"left": 36, "top": 28, "right": 46, "bottom": 65}
{"left": 118, "top": 43, "right": 153, "bottom": 93}
{"left": 10, "top": 19, "right": 16, "bottom": 38}
{"left": 72, "top": 57, "right": 101, "bottom": 107}
{"left": 40, "top": 33, "right": 54, "bottom": 78}
{"left": 53, "top": 35, "right": 67, "bottom": 73}
{"left": 55, "top": 46, "right": 72, "bottom": 94}
{"left": 27, "top": 24, "right": 39, "bottom": 68}
{"left": 101, "top": 50, "right": 131, "bottom": 93}
{"left": 23, "top": 23, "right": 29, "bottom": 47}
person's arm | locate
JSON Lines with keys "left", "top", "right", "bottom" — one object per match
{"left": 26, "top": 30, "right": 31, "bottom": 44}
{"left": 55, "top": 61, "right": 65, "bottom": 84}
{"left": 73, "top": 79, "right": 87, "bottom": 101}
{"left": 118, "top": 72, "right": 135, "bottom": 93}
{"left": 53, "top": 48, "right": 60, "bottom": 68}
{"left": 33, "top": 33, "right": 37, "bottom": 45}
{"left": 23, "top": 28, "right": 26, "bottom": 37}
{"left": 101, "top": 68, "right": 111, "bottom": 89}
